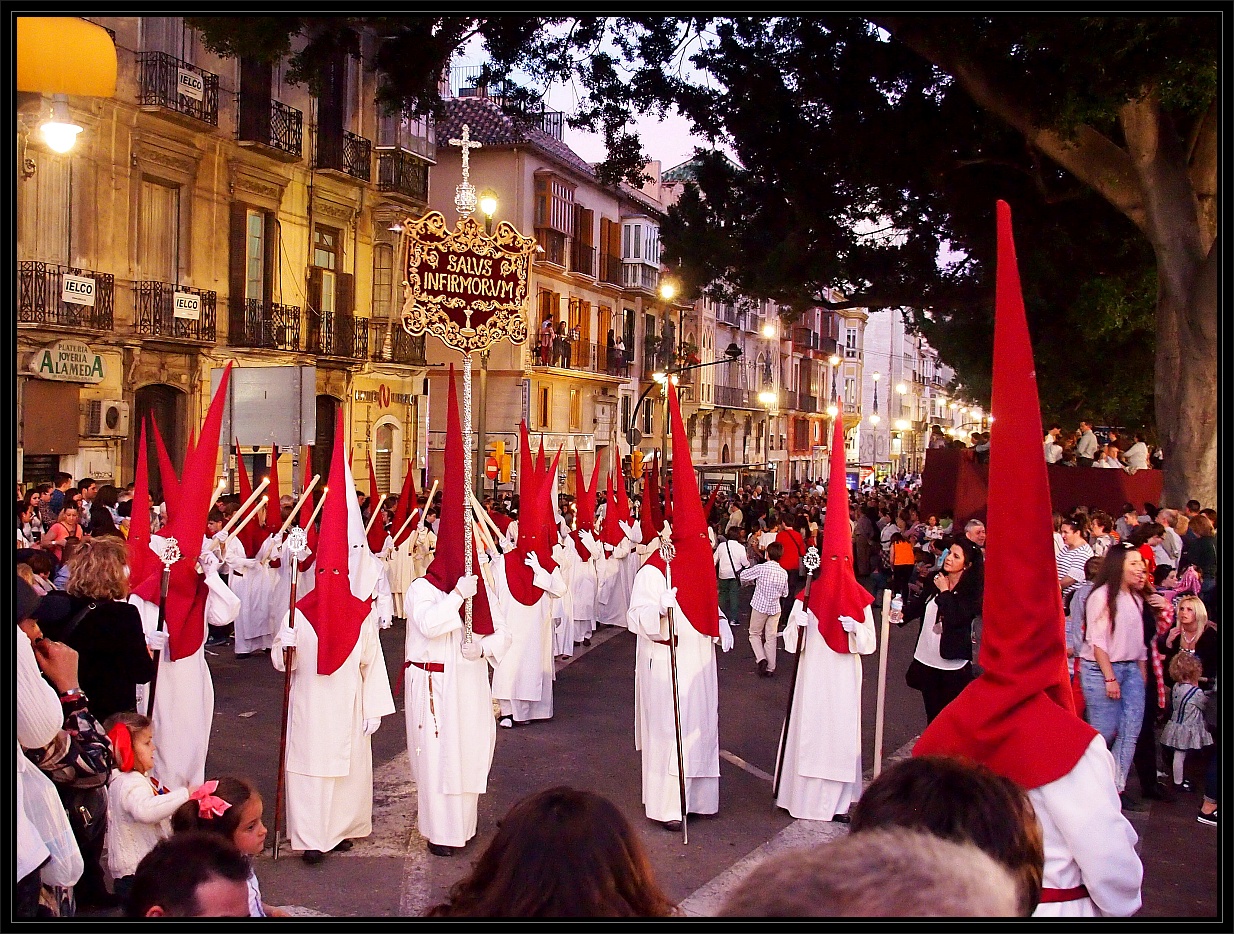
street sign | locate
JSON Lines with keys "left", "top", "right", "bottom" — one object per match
{"left": 626, "top": 428, "right": 642, "bottom": 447}
{"left": 484, "top": 456, "right": 499, "bottom": 480}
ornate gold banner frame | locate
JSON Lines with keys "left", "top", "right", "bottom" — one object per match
{"left": 399, "top": 211, "right": 537, "bottom": 352}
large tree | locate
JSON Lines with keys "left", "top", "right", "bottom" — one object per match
{"left": 192, "top": 15, "right": 1217, "bottom": 506}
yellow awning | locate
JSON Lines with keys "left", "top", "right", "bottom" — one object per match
{"left": 17, "top": 17, "right": 117, "bottom": 97}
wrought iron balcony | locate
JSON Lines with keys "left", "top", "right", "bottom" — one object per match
{"left": 307, "top": 310, "right": 368, "bottom": 359}
{"left": 569, "top": 241, "right": 596, "bottom": 278}
{"left": 135, "top": 281, "right": 217, "bottom": 342}
{"left": 376, "top": 149, "right": 429, "bottom": 202}
{"left": 137, "top": 52, "right": 219, "bottom": 126}
{"left": 716, "top": 305, "right": 742, "bottom": 327}
{"left": 798, "top": 394, "right": 819, "bottom": 414}
{"left": 535, "top": 228, "right": 567, "bottom": 266}
{"left": 598, "top": 253, "right": 624, "bottom": 287}
{"left": 785, "top": 390, "right": 799, "bottom": 410}
{"left": 315, "top": 129, "right": 371, "bottom": 182}
{"left": 228, "top": 298, "right": 301, "bottom": 351}
{"left": 369, "top": 319, "right": 426, "bottom": 365}
{"left": 714, "top": 385, "right": 755, "bottom": 409}
{"left": 237, "top": 96, "right": 302, "bottom": 160}
{"left": 18, "top": 262, "right": 115, "bottom": 331}
{"left": 622, "top": 262, "right": 660, "bottom": 293}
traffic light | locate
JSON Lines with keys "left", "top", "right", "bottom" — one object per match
{"left": 631, "top": 449, "right": 644, "bottom": 479}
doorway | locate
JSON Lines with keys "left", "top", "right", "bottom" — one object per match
{"left": 133, "top": 383, "right": 185, "bottom": 499}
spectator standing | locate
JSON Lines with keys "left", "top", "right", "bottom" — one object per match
{"left": 963, "top": 518, "right": 987, "bottom": 554}
{"left": 1056, "top": 516, "right": 1095, "bottom": 606}
{"left": 1152, "top": 509, "right": 1184, "bottom": 569}
{"left": 740, "top": 541, "right": 790, "bottom": 677}
{"left": 775, "top": 515, "right": 809, "bottom": 628}
{"left": 1123, "top": 434, "right": 1150, "bottom": 473}
{"left": 1044, "top": 424, "right": 1063, "bottom": 463}
{"left": 78, "top": 479, "right": 98, "bottom": 532}
{"left": 1178, "top": 514, "right": 1217, "bottom": 598}
{"left": 41, "top": 502, "right": 84, "bottom": 565}
{"left": 1115, "top": 503, "right": 1142, "bottom": 543}
{"left": 1075, "top": 421, "right": 1100, "bottom": 467}
{"left": 1088, "top": 511, "right": 1115, "bottom": 557}
{"left": 714, "top": 528, "right": 750, "bottom": 627}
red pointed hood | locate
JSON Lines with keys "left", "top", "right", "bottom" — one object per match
{"left": 127, "top": 418, "right": 157, "bottom": 587}
{"left": 504, "top": 421, "right": 553, "bottom": 606}
{"left": 365, "top": 452, "right": 387, "bottom": 553}
{"left": 599, "top": 463, "right": 622, "bottom": 547}
{"left": 261, "top": 445, "right": 282, "bottom": 540}
{"left": 390, "top": 461, "right": 419, "bottom": 548}
{"left": 233, "top": 440, "right": 258, "bottom": 558}
{"left": 133, "top": 362, "right": 232, "bottom": 660}
{"left": 571, "top": 446, "right": 601, "bottom": 560}
{"left": 641, "top": 454, "right": 665, "bottom": 542}
{"left": 424, "top": 366, "right": 495, "bottom": 633}
{"left": 614, "top": 447, "right": 631, "bottom": 525}
{"left": 295, "top": 411, "right": 374, "bottom": 674}
{"left": 644, "top": 383, "right": 719, "bottom": 638}
{"left": 914, "top": 201, "right": 1097, "bottom": 789}
{"left": 804, "top": 414, "right": 872, "bottom": 653}
{"left": 151, "top": 418, "right": 181, "bottom": 520}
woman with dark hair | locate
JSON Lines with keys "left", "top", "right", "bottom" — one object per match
{"left": 426, "top": 786, "right": 677, "bottom": 917}
{"left": 1127, "top": 522, "right": 1166, "bottom": 579}
{"left": 1078, "top": 544, "right": 1148, "bottom": 800}
{"left": 87, "top": 506, "right": 125, "bottom": 540}
{"left": 893, "top": 537, "right": 984, "bottom": 722}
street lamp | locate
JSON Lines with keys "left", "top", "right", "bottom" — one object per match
{"left": 40, "top": 94, "right": 81, "bottom": 154}
{"left": 478, "top": 188, "right": 498, "bottom": 235}
{"left": 869, "top": 371, "right": 881, "bottom": 426}
{"left": 762, "top": 322, "right": 777, "bottom": 339}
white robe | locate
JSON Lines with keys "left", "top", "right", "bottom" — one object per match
{"left": 385, "top": 534, "right": 417, "bottom": 618}
{"left": 231, "top": 534, "right": 280, "bottom": 654}
{"left": 489, "top": 556, "right": 565, "bottom": 722}
{"left": 403, "top": 577, "right": 512, "bottom": 847}
{"left": 627, "top": 563, "right": 721, "bottom": 822}
{"left": 271, "top": 606, "right": 395, "bottom": 852}
{"left": 1028, "top": 735, "right": 1143, "bottom": 917}
{"left": 129, "top": 567, "right": 241, "bottom": 790}
{"left": 776, "top": 602, "right": 876, "bottom": 820}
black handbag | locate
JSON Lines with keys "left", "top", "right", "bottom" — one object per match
{"left": 60, "top": 784, "right": 108, "bottom": 848}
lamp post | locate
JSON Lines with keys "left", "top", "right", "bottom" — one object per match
{"left": 758, "top": 389, "right": 777, "bottom": 488}
{"left": 479, "top": 189, "right": 497, "bottom": 236}
{"left": 895, "top": 381, "right": 910, "bottom": 473}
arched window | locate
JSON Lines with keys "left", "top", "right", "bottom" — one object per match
{"left": 375, "top": 422, "right": 394, "bottom": 492}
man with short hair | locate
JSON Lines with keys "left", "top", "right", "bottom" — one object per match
{"left": 48, "top": 471, "right": 74, "bottom": 517}
{"left": 1043, "top": 425, "right": 1063, "bottom": 464}
{"left": 1074, "top": 422, "right": 1099, "bottom": 467}
{"left": 964, "top": 519, "right": 987, "bottom": 551}
{"left": 125, "top": 832, "right": 251, "bottom": 917}
{"left": 1056, "top": 517, "right": 1094, "bottom": 604}
{"left": 714, "top": 527, "right": 750, "bottom": 627}
{"left": 740, "top": 541, "right": 790, "bottom": 677}
{"left": 725, "top": 500, "right": 744, "bottom": 534}
{"left": 1095, "top": 441, "right": 1123, "bottom": 468}
{"left": 78, "top": 477, "right": 98, "bottom": 531}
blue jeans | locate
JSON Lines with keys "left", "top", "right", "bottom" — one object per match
{"left": 1080, "top": 659, "right": 1145, "bottom": 792}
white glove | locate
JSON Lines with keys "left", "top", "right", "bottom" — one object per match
{"left": 579, "top": 530, "right": 601, "bottom": 557}
{"left": 460, "top": 640, "right": 483, "bottom": 661}
{"left": 839, "top": 614, "right": 860, "bottom": 633}
{"left": 659, "top": 587, "right": 678, "bottom": 613}
{"left": 146, "top": 629, "right": 169, "bottom": 652}
{"left": 525, "top": 552, "right": 542, "bottom": 571}
{"left": 718, "top": 617, "right": 734, "bottom": 653}
{"left": 362, "top": 717, "right": 381, "bottom": 736}
{"left": 273, "top": 624, "right": 298, "bottom": 651}
{"left": 618, "top": 520, "right": 636, "bottom": 540}
{"left": 453, "top": 574, "right": 478, "bottom": 600}
{"left": 613, "top": 539, "right": 633, "bottom": 560}
{"left": 197, "top": 550, "right": 221, "bottom": 578}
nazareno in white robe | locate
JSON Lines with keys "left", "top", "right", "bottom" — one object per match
{"left": 271, "top": 603, "right": 395, "bottom": 853}
{"left": 384, "top": 533, "right": 417, "bottom": 619}
{"left": 402, "top": 576, "right": 512, "bottom": 847}
{"left": 129, "top": 562, "right": 241, "bottom": 791}
{"left": 775, "top": 601, "right": 876, "bottom": 820}
{"left": 627, "top": 562, "right": 720, "bottom": 822}
{"left": 230, "top": 534, "right": 280, "bottom": 654}
{"left": 1028, "top": 735, "right": 1143, "bottom": 917}
{"left": 488, "top": 555, "right": 566, "bottom": 722}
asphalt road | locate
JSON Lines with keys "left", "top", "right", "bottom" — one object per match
{"left": 93, "top": 586, "right": 1217, "bottom": 918}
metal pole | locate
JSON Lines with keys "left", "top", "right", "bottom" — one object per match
{"left": 772, "top": 546, "right": 818, "bottom": 800}
{"left": 273, "top": 526, "right": 309, "bottom": 859}
{"left": 462, "top": 351, "right": 474, "bottom": 642}
{"left": 661, "top": 539, "right": 688, "bottom": 844}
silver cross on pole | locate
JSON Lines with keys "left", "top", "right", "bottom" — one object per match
{"left": 449, "top": 124, "right": 482, "bottom": 217}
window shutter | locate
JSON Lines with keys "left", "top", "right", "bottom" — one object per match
{"left": 263, "top": 213, "right": 278, "bottom": 306}
{"left": 306, "top": 266, "right": 323, "bottom": 314}
{"left": 336, "top": 271, "right": 355, "bottom": 317}
{"left": 228, "top": 203, "right": 248, "bottom": 331}
{"left": 238, "top": 57, "right": 272, "bottom": 142}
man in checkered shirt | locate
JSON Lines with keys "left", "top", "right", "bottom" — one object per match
{"left": 740, "top": 542, "right": 790, "bottom": 677}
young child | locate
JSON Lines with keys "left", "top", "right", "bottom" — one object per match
{"left": 1159, "top": 652, "right": 1213, "bottom": 793}
{"left": 102, "top": 713, "right": 195, "bottom": 901}
{"left": 170, "top": 776, "right": 286, "bottom": 917}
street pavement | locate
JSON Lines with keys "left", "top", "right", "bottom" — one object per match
{"left": 89, "top": 591, "right": 1218, "bottom": 918}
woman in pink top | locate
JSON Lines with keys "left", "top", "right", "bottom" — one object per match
{"left": 1079, "top": 545, "right": 1148, "bottom": 796}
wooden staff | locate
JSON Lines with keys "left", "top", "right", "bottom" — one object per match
{"left": 302, "top": 487, "right": 328, "bottom": 530}
{"left": 364, "top": 493, "right": 388, "bottom": 534}
{"left": 207, "top": 477, "right": 228, "bottom": 512}
{"left": 222, "top": 476, "right": 270, "bottom": 535}
{"left": 276, "top": 474, "right": 321, "bottom": 538}
{"left": 660, "top": 536, "right": 689, "bottom": 845}
{"left": 272, "top": 526, "right": 310, "bottom": 861}
{"left": 873, "top": 588, "right": 893, "bottom": 779}
{"left": 390, "top": 508, "right": 421, "bottom": 546}
{"left": 773, "top": 546, "right": 820, "bottom": 800}
{"left": 224, "top": 495, "right": 268, "bottom": 546}
{"left": 469, "top": 491, "right": 506, "bottom": 548}
{"left": 144, "top": 537, "right": 181, "bottom": 717}
{"left": 419, "top": 480, "right": 439, "bottom": 528}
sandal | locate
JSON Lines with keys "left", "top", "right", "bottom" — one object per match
{"left": 497, "top": 714, "right": 514, "bottom": 729}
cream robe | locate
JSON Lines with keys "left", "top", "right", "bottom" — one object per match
{"left": 489, "top": 556, "right": 565, "bottom": 722}
{"left": 384, "top": 534, "right": 417, "bottom": 618}
{"left": 1028, "top": 736, "right": 1143, "bottom": 917}
{"left": 627, "top": 563, "right": 721, "bottom": 822}
{"left": 230, "top": 534, "right": 280, "bottom": 654}
{"left": 271, "top": 606, "right": 395, "bottom": 853}
{"left": 775, "top": 602, "right": 876, "bottom": 820}
{"left": 549, "top": 542, "right": 578, "bottom": 657}
{"left": 130, "top": 566, "right": 241, "bottom": 790}
{"left": 403, "top": 577, "right": 512, "bottom": 847}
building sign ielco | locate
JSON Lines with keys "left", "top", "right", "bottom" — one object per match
{"left": 61, "top": 274, "right": 96, "bottom": 306}
{"left": 177, "top": 68, "right": 205, "bottom": 101}
{"left": 28, "top": 340, "right": 105, "bottom": 383}
{"left": 173, "top": 292, "right": 201, "bottom": 320}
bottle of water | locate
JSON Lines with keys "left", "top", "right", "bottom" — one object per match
{"left": 890, "top": 593, "right": 903, "bottom": 623}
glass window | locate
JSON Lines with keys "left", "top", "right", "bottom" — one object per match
{"left": 245, "top": 210, "right": 264, "bottom": 301}
{"left": 375, "top": 423, "right": 393, "bottom": 492}
{"left": 314, "top": 225, "right": 339, "bottom": 313}
{"left": 538, "top": 385, "right": 551, "bottom": 429}
{"left": 570, "top": 389, "right": 582, "bottom": 431}
{"left": 372, "top": 242, "right": 394, "bottom": 318}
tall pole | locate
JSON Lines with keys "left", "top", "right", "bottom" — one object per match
{"left": 273, "top": 526, "right": 309, "bottom": 860}
{"left": 462, "top": 351, "right": 474, "bottom": 643}
{"left": 660, "top": 537, "right": 688, "bottom": 844}
{"left": 773, "top": 546, "right": 819, "bottom": 799}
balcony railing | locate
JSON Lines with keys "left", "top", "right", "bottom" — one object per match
{"left": 598, "top": 253, "right": 624, "bottom": 287}
{"left": 535, "top": 228, "right": 567, "bottom": 266}
{"left": 135, "top": 281, "right": 217, "bottom": 342}
{"left": 791, "top": 327, "right": 819, "bottom": 352}
{"left": 569, "top": 241, "right": 596, "bottom": 278}
{"left": 844, "top": 347, "right": 862, "bottom": 360}
{"left": 315, "top": 129, "right": 372, "bottom": 182}
{"left": 306, "top": 310, "right": 368, "bottom": 359}
{"left": 228, "top": 299, "right": 301, "bottom": 351}
{"left": 377, "top": 149, "right": 429, "bottom": 202}
{"left": 622, "top": 262, "right": 660, "bottom": 293}
{"left": 785, "top": 390, "right": 799, "bottom": 410}
{"left": 716, "top": 305, "right": 742, "bottom": 327}
{"left": 137, "top": 52, "right": 219, "bottom": 126}
{"left": 369, "top": 319, "right": 426, "bottom": 365}
{"left": 798, "top": 394, "right": 818, "bottom": 414}
{"left": 18, "top": 262, "right": 115, "bottom": 331}
{"left": 714, "top": 385, "right": 754, "bottom": 408}
{"left": 238, "top": 96, "right": 303, "bottom": 159}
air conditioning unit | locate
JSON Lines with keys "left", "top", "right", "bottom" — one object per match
{"left": 86, "top": 399, "right": 129, "bottom": 437}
